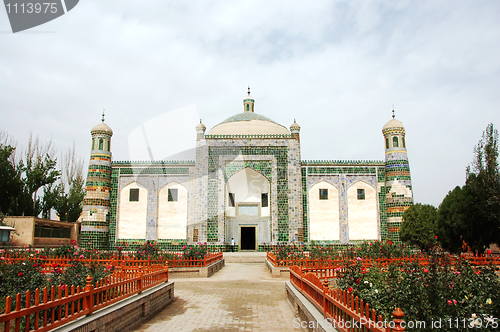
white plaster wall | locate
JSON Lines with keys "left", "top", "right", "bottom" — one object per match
{"left": 226, "top": 168, "right": 270, "bottom": 217}
{"left": 347, "top": 181, "right": 377, "bottom": 240}
{"left": 309, "top": 181, "right": 339, "bottom": 241}
{"left": 158, "top": 182, "right": 188, "bottom": 239}
{"left": 117, "top": 182, "right": 147, "bottom": 239}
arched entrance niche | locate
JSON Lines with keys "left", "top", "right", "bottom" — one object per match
{"left": 226, "top": 167, "right": 270, "bottom": 250}
{"left": 347, "top": 181, "right": 377, "bottom": 240}
{"left": 117, "top": 181, "right": 147, "bottom": 239}
{"left": 158, "top": 182, "right": 188, "bottom": 240}
{"left": 308, "top": 180, "right": 340, "bottom": 241}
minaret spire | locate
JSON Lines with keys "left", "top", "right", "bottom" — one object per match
{"left": 102, "top": 109, "right": 105, "bottom": 123}
{"left": 243, "top": 87, "right": 255, "bottom": 113}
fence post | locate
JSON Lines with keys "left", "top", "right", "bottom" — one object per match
{"left": 138, "top": 271, "right": 144, "bottom": 294}
{"left": 323, "top": 279, "right": 329, "bottom": 319}
{"left": 84, "top": 275, "right": 94, "bottom": 316}
{"left": 391, "top": 308, "right": 404, "bottom": 331}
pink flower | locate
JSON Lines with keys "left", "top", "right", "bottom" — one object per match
{"left": 356, "top": 257, "right": 362, "bottom": 261}
{"left": 423, "top": 268, "right": 428, "bottom": 273}
{"left": 18, "top": 272, "right": 23, "bottom": 276}
{"left": 79, "top": 254, "right": 84, "bottom": 258}
{"left": 72, "top": 240, "right": 76, "bottom": 244}
{"left": 347, "top": 287, "right": 353, "bottom": 292}
{"left": 447, "top": 300, "right": 452, "bottom": 305}
{"left": 454, "top": 271, "right": 460, "bottom": 274}
{"left": 453, "top": 299, "right": 457, "bottom": 304}
{"left": 487, "top": 250, "right": 492, "bottom": 254}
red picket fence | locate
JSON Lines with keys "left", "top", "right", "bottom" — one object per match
{"left": 290, "top": 266, "right": 405, "bottom": 332}
{"left": 0, "top": 265, "right": 168, "bottom": 332}
{"left": 1, "top": 252, "right": 224, "bottom": 271}
{"left": 268, "top": 252, "right": 500, "bottom": 270}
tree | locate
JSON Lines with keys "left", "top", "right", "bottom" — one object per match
{"left": 21, "top": 135, "right": 60, "bottom": 216}
{"left": 436, "top": 186, "right": 472, "bottom": 253}
{"left": 52, "top": 144, "right": 85, "bottom": 222}
{"left": 400, "top": 203, "right": 438, "bottom": 250}
{"left": 437, "top": 124, "right": 500, "bottom": 254}
{"left": 465, "top": 123, "right": 500, "bottom": 251}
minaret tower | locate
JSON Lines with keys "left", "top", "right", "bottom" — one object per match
{"left": 243, "top": 86, "right": 255, "bottom": 112}
{"left": 382, "top": 110, "right": 413, "bottom": 241}
{"left": 81, "top": 111, "right": 113, "bottom": 249}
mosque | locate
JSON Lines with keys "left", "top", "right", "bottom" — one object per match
{"left": 80, "top": 90, "right": 413, "bottom": 251}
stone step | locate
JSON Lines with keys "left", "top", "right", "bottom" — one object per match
{"left": 223, "top": 252, "right": 267, "bottom": 263}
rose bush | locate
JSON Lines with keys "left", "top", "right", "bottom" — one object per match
{"left": 337, "top": 250, "right": 500, "bottom": 331}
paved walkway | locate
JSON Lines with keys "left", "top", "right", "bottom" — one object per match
{"left": 133, "top": 259, "right": 301, "bottom": 332}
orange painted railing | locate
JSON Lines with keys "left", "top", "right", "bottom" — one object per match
{"left": 268, "top": 252, "right": 500, "bottom": 270}
{"left": 290, "top": 266, "right": 405, "bottom": 332}
{"left": 1, "top": 252, "right": 224, "bottom": 271}
{"left": 0, "top": 265, "right": 168, "bottom": 332}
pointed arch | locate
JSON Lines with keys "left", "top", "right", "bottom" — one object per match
{"left": 347, "top": 180, "right": 377, "bottom": 240}
{"left": 158, "top": 181, "right": 188, "bottom": 239}
{"left": 308, "top": 180, "right": 339, "bottom": 241}
{"left": 117, "top": 181, "right": 147, "bottom": 239}
{"left": 226, "top": 167, "right": 270, "bottom": 217}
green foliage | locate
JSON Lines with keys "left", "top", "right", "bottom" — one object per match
{"left": 337, "top": 250, "right": 500, "bottom": 331}
{"left": 400, "top": 203, "right": 438, "bottom": 251}
{"left": 182, "top": 243, "right": 209, "bottom": 260}
{"left": 437, "top": 186, "right": 471, "bottom": 253}
{"left": 134, "top": 240, "right": 160, "bottom": 259}
{"left": 465, "top": 123, "right": 500, "bottom": 252}
{"left": 438, "top": 124, "right": 500, "bottom": 253}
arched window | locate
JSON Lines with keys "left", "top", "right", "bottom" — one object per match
{"left": 99, "top": 139, "right": 103, "bottom": 150}
{"left": 402, "top": 137, "right": 406, "bottom": 148}
{"left": 246, "top": 104, "right": 249, "bottom": 112}
{"left": 392, "top": 136, "right": 399, "bottom": 148}
{"left": 385, "top": 137, "right": 389, "bottom": 149}
{"left": 92, "top": 139, "right": 95, "bottom": 150}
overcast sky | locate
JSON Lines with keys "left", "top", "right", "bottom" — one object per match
{"left": 1, "top": 0, "right": 499, "bottom": 207}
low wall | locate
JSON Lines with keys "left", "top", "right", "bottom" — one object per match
{"left": 266, "top": 258, "right": 289, "bottom": 277}
{"left": 52, "top": 281, "right": 174, "bottom": 332}
{"left": 170, "top": 258, "right": 225, "bottom": 277}
{"left": 285, "top": 282, "right": 338, "bottom": 332}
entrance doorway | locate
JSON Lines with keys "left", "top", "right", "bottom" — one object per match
{"left": 240, "top": 226, "right": 256, "bottom": 251}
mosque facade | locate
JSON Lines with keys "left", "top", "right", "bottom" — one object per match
{"left": 81, "top": 91, "right": 413, "bottom": 251}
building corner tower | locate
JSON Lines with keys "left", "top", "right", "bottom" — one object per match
{"left": 382, "top": 112, "right": 413, "bottom": 241}
{"left": 81, "top": 113, "right": 113, "bottom": 249}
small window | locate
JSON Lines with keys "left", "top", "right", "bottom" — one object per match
{"left": 168, "top": 188, "right": 178, "bottom": 202}
{"left": 228, "top": 193, "right": 235, "bottom": 207}
{"left": 298, "top": 228, "right": 304, "bottom": 243}
{"left": 129, "top": 188, "right": 139, "bottom": 202}
{"left": 99, "top": 138, "right": 103, "bottom": 150}
{"left": 261, "top": 193, "right": 268, "bottom": 207}
{"left": 92, "top": 139, "right": 95, "bottom": 150}
{"left": 319, "top": 189, "right": 328, "bottom": 200}
{"left": 246, "top": 104, "right": 249, "bottom": 112}
{"left": 193, "top": 229, "right": 199, "bottom": 243}
{"left": 385, "top": 137, "right": 389, "bottom": 149}
{"left": 357, "top": 189, "right": 365, "bottom": 200}
{"left": 402, "top": 137, "right": 406, "bottom": 148}
{"left": 392, "top": 136, "right": 399, "bottom": 148}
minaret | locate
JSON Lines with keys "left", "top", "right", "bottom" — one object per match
{"left": 81, "top": 111, "right": 113, "bottom": 249}
{"left": 243, "top": 86, "right": 255, "bottom": 113}
{"left": 196, "top": 119, "right": 206, "bottom": 141}
{"left": 290, "top": 119, "right": 300, "bottom": 141}
{"left": 382, "top": 110, "right": 413, "bottom": 241}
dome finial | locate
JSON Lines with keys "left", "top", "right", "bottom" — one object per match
{"left": 102, "top": 109, "right": 105, "bottom": 123}
{"left": 392, "top": 106, "right": 395, "bottom": 119}
{"left": 247, "top": 86, "right": 251, "bottom": 96}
